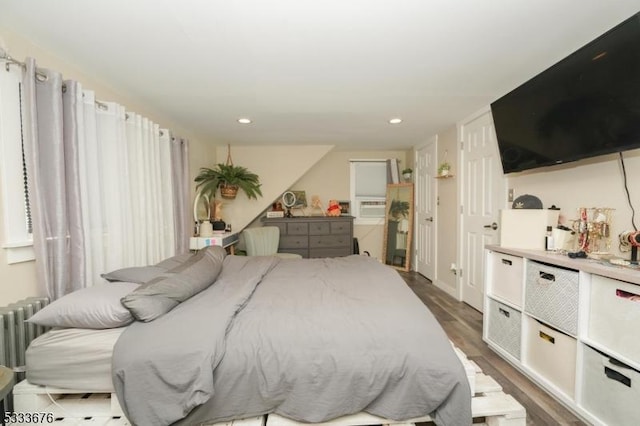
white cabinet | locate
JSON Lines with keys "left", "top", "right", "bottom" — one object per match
{"left": 484, "top": 246, "right": 640, "bottom": 426}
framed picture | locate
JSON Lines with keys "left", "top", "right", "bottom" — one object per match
{"left": 338, "top": 200, "right": 351, "bottom": 216}
{"left": 291, "top": 190, "right": 308, "bottom": 208}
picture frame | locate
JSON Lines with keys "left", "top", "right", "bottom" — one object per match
{"left": 338, "top": 200, "right": 351, "bottom": 216}
{"left": 290, "top": 190, "right": 308, "bottom": 208}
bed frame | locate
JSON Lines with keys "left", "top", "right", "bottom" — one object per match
{"left": 12, "top": 345, "right": 525, "bottom": 426}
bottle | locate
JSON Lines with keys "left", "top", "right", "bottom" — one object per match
{"left": 545, "top": 226, "right": 555, "bottom": 251}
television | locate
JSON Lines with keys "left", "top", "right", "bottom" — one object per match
{"left": 491, "top": 12, "right": 640, "bottom": 174}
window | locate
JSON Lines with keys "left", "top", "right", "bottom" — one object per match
{"left": 0, "top": 65, "right": 34, "bottom": 263}
{"left": 350, "top": 160, "right": 388, "bottom": 225}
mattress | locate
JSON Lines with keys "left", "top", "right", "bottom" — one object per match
{"left": 26, "top": 327, "right": 124, "bottom": 392}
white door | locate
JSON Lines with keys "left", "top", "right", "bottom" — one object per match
{"left": 415, "top": 137, "right": 437, "bottom": 280}
{"left": 459, "top": 109, "right": 505, "bottom": 312}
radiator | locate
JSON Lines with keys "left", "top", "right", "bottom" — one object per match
{"left": 0, "top": 297, "right": 49, "bottom": 375}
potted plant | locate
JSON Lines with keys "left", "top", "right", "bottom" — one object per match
{"left": 437, "top": 162, "right": 451, "bottom": 177}
{"left": 402, "top": 168, "right": 413, "bottom": 181}
{"left": 195, "top": 163, "right": 263, "bottom": 200}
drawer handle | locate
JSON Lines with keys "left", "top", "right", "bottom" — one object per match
{"left": 501, "top": 259, "right": 512, "bottom": 266}
{"left": 498, "top": 307, "right": 510, "bottom": 318}
{"left": 538, "top": 271, "right": 555, "bottom": 283}
{"left": 604, "top": 366, "right": 631, "bottom": 388}
{"left": 616, "top": 288, "right": 640, "bottom": 302}
{"left": 607, "top": 355, "right": 634, "bottom": 371}
{"left": 538, "top": 331, "right": 555, "bottom": 344}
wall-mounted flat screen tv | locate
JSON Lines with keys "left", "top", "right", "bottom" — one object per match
{"left": 491, "top": 12, "right": 640, "bottom": 174}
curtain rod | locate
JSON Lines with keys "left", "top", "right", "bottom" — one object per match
{"left": 0, "top": 51, "right": 49, "bottom": 81}
{"left": 2, "top": 51, "right": 165, "bottom": 136}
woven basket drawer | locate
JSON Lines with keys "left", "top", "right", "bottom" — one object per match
{"left": 525, "top": 261, "right": 579, "bottom": 335}
{"left": 524, "top": 316, "right": 576, "bottom": 398}
{"left": 487, "top": 298, "right": 522, "bottom": 360}
{"left": 581, "top": 344, "right": 640, "bottom": 426}
{"left": 588, "top": 275, "right": 640, "bottom": 363}
{"left": 489, "top": 252, "right": 523, "bottom": 308}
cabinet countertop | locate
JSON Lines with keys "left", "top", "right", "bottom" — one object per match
{"left": 486, "top": 244, "right": 640, "bottom": 286}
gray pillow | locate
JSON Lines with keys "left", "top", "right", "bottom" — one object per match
{"left": 155, "top": 252, "right": 195, "bottom": 270}
{"left": 101, "top": 266, "right": 167, "bottom": 284}
{"left": 121, "top": 246, "right": 226, "bottom": 322}
{"left": 101, "top": 252, "right": 196, "bottom": 283}
{"left": 27, "top": 282, "right": 140, "bottom": 329}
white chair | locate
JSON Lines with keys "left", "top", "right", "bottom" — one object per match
{"left": 243, "top": 226, "right": 303, "bottom": 259}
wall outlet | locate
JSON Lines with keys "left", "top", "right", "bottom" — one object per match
{"left": 508, "top": 188, "right": 514, "bottom": 202}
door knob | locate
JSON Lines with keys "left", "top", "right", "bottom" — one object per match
{"left": 425, "top": 217, "right": 433, "bottom": 222}
{"left": 484, "top": 222, "right": 498, "bottom": 230}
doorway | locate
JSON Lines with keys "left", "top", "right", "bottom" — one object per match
{"left": 414, "top": 137, "right": 437, "bottom": 280}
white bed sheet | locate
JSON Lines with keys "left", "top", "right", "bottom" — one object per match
{"left": 26, "top": 327, "right": 124, "bottom": 392}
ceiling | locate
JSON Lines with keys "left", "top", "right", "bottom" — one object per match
{"left": 0, "top": 1, "right": 638, "bottom": 150}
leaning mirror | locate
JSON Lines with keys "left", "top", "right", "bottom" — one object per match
{"left": 383, "top": 183, "right": 414, "bottom": 271}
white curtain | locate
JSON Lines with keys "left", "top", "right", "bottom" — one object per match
{"left": 23, "top": 58, "right": 186, "bottom": 299}
{"left": 171, "top": 136, "right": 190, "bottom": 254}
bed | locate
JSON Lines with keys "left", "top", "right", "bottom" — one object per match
{"left": 25, "top": 247, "right": 473, "bottom": 426}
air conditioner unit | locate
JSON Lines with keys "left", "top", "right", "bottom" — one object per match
{"left": 358, "top": 199, "right": 386, "bottom": 218}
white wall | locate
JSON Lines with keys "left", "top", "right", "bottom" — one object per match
{"left": 0, "top": 28, "right": 216, "bottom": 305}
{"left": 506, "top": 149, "right": 640, "bottom": 258}
{"left": 433, "top": 126, "right": 458, "bottom": 293}
{"left": 211, "top": 145, "right": 334, "bottom": 232}
{"left": 294, "top": 149, "right": 410, "bottom": 261}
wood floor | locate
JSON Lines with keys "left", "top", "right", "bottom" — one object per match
{"left": 401, "top": 271, "right": 587, "bottom": 426}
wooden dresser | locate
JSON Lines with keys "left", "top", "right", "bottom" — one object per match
{"left": 261, "top": 216, "right": 354, "bottom": 258}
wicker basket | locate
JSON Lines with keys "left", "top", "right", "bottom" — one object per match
{"left": 220, "top": 184, "right": 238, "bottom": 199}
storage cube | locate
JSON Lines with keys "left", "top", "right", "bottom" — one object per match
{"left": 524, "top": 316, "right": 576, "bottom": 398}
{"left": 588, "top": 275, "right": 640, "bottom": 363}
{"left": 499, "top": 209, "right": 560, "bottom": 250}
{"left": 489, "top": 252, "right": 524, "bottom": 308}
{"left": 581, "top": 344, "right": 640, "bottom": 426}
{"left": 487, "top": 298, "right": 522, "bottom": 360}
{"left": 525, "top": 261, "right": 579, "bottom": 335}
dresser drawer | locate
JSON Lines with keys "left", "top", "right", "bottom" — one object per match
{"left": 487, "top": 298, "right": 521, "bottom": 360}
{"left": 581, "top": 344, "right": 640, "bottom": 426}
{"left": 310, "top": 247, "right": 351, "bottom": 258}
{"left": 489, "top": 252, "right": 523, "bottom": 308}
{"left": 286, "top": 222, "right": 309, "bottom": 235}
{"left": 330, "top": 221, "right": 351, "bottom": 235}
{"left": 588, "top": 275, "right": 640, "bottom": 362}
{"left": 308, "top": 221, "right": 330, "bottom": 235}
{"left": 310, "top": 235, "right": 350, "bottom": 249}
{"left": 524, "top": 316, "right": 576, "bottom": 398}
{"left": 525, "top": 261, "right": 579, "bottom": 336}
{"left": 279, "top": 235, "right": 308, "bottom": 249}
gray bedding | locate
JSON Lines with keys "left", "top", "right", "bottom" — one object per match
{"left": 112, "top": 255, "right": 471, "bottom": 426}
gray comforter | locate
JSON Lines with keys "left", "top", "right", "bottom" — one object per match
{"left": 112, "top": 255, "right": 471, "bottom": 426}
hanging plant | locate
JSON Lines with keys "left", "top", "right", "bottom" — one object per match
{"left": 194, "top": 145, "right": 263, "bottom": 200}
{"left": 438, "top": 150, "right": 451, "bottom": 176}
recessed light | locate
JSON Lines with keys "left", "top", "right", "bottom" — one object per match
{"left": 238, "top": 118, "right": 252, "bottom": 124}
{"left": 389, "top": 118, "right": 402, "bottom": 124}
